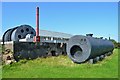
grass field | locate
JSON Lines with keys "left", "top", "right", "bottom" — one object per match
{"left": 2, "top": 49, "right": 118, "bottom": 78}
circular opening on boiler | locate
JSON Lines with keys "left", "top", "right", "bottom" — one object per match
{"left": 21, "top": 29, "right": 24, "bottom": 33}
{"left": 81, "top": 39, "right": 83, "bottom": 41}
{"left": 26, "top": 28, "right": 29, "bottom": 32}
{"left": 70, "top": 45, "right": 82, "bottom": 58}
{"left": 31, "top": 32, "right": 33, "bottom": 34}
{"left": 84, "top": 39, "right": 86, "bottom": 41}
{"left": 18, "top": 35, "right": 21, "bottom": 39}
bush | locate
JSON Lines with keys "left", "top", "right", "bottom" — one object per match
{"left": 110, "top": 39, "right": 120, "bottom": 48}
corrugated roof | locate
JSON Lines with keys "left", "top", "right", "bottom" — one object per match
{"left": 40, "top": 30, "right": 73, "bottom": 38}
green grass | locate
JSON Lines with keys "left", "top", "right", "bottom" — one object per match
{"left": 2, "top": 49, "right": 118, "bottom": 78}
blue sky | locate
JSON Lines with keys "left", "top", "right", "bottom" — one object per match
{"left": 1, "top": 2, "right": 118, "bottom": 41}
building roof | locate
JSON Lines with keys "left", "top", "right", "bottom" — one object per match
{"left": 40, "top": 30, "right": 73, "bottom": 39}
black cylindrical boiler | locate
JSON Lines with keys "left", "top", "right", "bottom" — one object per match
{"left": 67, "top": 35, "right": 114, "bottom": 63}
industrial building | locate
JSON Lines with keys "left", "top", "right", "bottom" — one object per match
{"left": 19, "top": 29, "right": 72, "bottom": 43}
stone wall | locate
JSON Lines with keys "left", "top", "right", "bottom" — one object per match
{"left": 2, "top": 42, "right": 67, "bottom": 62}
{"left": 2, "top": 41, "right": 14, "bottom": 52}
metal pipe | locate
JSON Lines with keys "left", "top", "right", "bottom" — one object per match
{"left": 34, "top": 7, "right": 40, "bottom": 42}
{"left": 36, "top": 7, "right": 39, "bottom": 36}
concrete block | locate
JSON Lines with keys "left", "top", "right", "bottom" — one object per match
{"left": 99, "top": 55, "right": 104, "bottom": 61}
{"left": 88, "top": 59, "right": 94, "bottom": 64}
{"left": 93, "top": 56, "right": 100, "bottom": 63}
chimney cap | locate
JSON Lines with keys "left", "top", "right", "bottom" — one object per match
{"left": 100, "top": 37, "right": 103, "bottom": 39}
{"left": 36, "top": 7, "right": 39, "bottom": 8}
{"left": 86, "top": 34, "right": 93, "bottom": 37}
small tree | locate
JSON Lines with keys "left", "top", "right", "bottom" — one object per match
{"left": 118, "top": 42, "right": 120, "bottom": 48}
{"left": 109, "top": 39, "right": 118, "bottom": 48}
